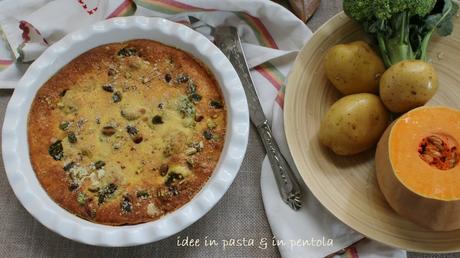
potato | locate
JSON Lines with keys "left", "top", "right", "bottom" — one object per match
{"left": 380, "top": 60, "right": 438, "bottom": 113}
{"left": 319, "top": 93, "right": 390, "bottom": 156}
{"left": 324, "top": 41, "right": 385, "bottom": 95}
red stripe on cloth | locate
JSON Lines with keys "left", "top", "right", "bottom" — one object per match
{"left": 254, "top": 67, "right": 285, "bottom": 109}
{"left": 251, "top": 17, "right": 278, "bottom": 49}
{"left": 19, "top": 21, "right": 48, "bottom": 45}
{"left": 237, "top": 13, "right": 278, "bottom": 49}
{"left": 254, "top": 66, "right": 282, "bottom": 91}
{"left": 0, "top": 59, "right": 13, "bottom": 65}
{"left": 107, "top": 0, "right": 134, "bottom": 18}
{"left": 275, "top": 92, "right": 284, "bottom": 108}
{"left": 347, "top": 247, "right": 360, "bottom": 258}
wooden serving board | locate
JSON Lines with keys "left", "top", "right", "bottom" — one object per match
{"left": 284, "top": 12, "right": 460, "bottom": 253}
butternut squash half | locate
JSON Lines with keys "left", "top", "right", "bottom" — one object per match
{"left": 376, "top": 106, "right": 460, "bottom": 231}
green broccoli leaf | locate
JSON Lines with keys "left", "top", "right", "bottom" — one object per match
{"left": 418, "top": 0, "right": 459, "bottom": 60}
{"left": 426, "top": 0, "right": 458, "bottom": 36}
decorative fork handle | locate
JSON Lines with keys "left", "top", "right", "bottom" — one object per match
{"left": 257, "top": 120, "right": 302, "bottom": 210}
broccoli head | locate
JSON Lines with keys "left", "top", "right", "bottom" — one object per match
{"left": 407, "top": 0, "right": 438, "bottom": 17}
{"left": 344, "top": 0, "right": 436, "bottom": 21}
{"left": 343, "top": 0, "right": 373, "bottom": 22}
{"left": 344, "top": 0, "right": 457, "bottom": 67}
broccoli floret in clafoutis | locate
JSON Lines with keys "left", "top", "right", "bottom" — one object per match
{"left": 344, "top": 0, "right": 458, "bottom": 67}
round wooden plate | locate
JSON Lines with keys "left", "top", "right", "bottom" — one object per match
{"left": 284, "top": 12, "right": 460, "bottom": 253}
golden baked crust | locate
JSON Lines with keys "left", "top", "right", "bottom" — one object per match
{"left": 28, "top": 39, "right": 226, "bottom": 225}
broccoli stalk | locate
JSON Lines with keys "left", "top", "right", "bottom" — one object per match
{"left": 379, "top": 12, "right": 415, "bottom": 66}
{"left": 344, "top": 0, "right": 458, "bottom": 68}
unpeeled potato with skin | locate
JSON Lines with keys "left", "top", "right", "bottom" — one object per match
{"left": 380, "top": 60, "right": 438, "bottom": 113}
{"left": 324, "top": 41, "right": 385, "bottom": 95}
{"left": 319, "top": 93, "right": 390, "bottom": 156}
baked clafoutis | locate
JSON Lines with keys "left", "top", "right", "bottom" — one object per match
{"left": 28, "top": 39, "right": 226, "bottom": 225}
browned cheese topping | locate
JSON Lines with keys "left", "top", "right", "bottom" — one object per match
{"left": 28, "top": 40, "right": 226, "bottom": 225}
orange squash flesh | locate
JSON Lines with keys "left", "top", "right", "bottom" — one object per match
{"left": 376, "top": 106, "right": 460, "bottom": 231}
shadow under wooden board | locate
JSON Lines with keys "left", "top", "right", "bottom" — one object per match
{"left": 284, "top": 11, "right": 460, "bottom": 253}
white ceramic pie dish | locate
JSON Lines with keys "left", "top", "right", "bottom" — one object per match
{"left": 2, "top": 16, "right": 249, "bottom": 247}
